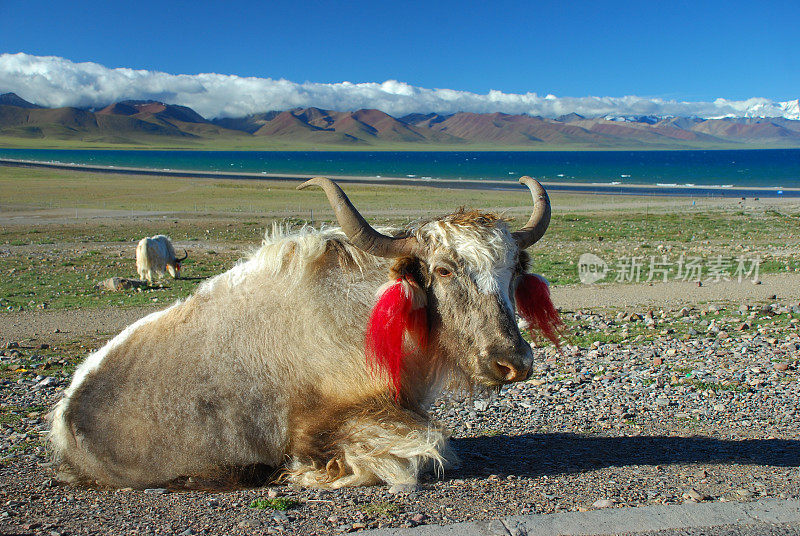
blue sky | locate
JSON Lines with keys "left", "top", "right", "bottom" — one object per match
{"left": 2, "top": 0, "right": 798, "bottom": 102}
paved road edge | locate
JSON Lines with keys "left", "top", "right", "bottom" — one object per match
{"left": 360, "top": 498, "right": 800, "bottom": 536}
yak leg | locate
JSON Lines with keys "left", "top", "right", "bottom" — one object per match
{"left": 287, "top": 404, "right": 450, "bottom": 489}
{"left": 138, "top": 267, "right": 155, "bottom": 283}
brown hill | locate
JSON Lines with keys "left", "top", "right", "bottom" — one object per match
{"left": 0, "top": 104, "right": 192, "bottom": 141}
{"left": 400, "top": 112, "right": 450, "bottom": 126}
{"left": 770, "top": 117, "right": 800, "bottom": 133}
{"left": 210, "top": 111, "right": 282, "bottom": 133}
{"left": 294, "top": 107, "right": 338, "bottom": 129}
{"left": 253, "top": 110, "right": 362, "bottom": 144}
{"left": 690, "top": 119, "right": 800, "bottom": 141}
{"left": 657, "top": 117, "right": 705, "bottom": 130}
{"left": 333, "top": 109, "right": 428, "bottom": 142}
{"left": 554, "top": 112, "right": 585, "bottom": 123}
{"left": 96, "top": 100, "right": 248, "bottom": 139}
{"left": 98, "top": 100, "right": 207, "bottom": 124}
{"left": 97, "top": 102, "right": 139, "bottom": 116}
{"left": 0, "top": 92, "right": 43, "bottom": 109}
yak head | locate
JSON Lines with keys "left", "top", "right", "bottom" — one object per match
{"left": 299, "top": 177, "right": 562, "bottom": 393}
{"left": 171, "top": 249, "right": 189, "bottom": 278}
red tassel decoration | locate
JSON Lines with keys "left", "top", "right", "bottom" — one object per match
{"left": 365, "top": 278, "right": 427, "bottom": 394}
{"left": 515, "top": 273, "right": 564, "bottom": 347}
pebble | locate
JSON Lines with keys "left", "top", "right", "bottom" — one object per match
{"left": 592, "top": 499, "right": 614, "bottom": 508}
{"left": 36, "top": 377, "right": 58, "bottom": 388}
{"left": 684, "top": 489, "right": 706, "bottom": 501}
{"left": 473, "top": 399, "right": 490, "bottom": 411}
{"left": 143, "top": 488, "right": 168, "bottom": 495}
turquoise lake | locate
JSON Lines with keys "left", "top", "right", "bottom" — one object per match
{"left": 1, "top": 148, "right": 799, "bottom": 189}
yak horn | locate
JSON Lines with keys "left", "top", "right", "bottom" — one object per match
{"left": 176, "top": 249, "right": 188, "bottom": 262}
{"left": 511, "top": 176, "right": 551, "bottom": 249}
{"left": 297, "top": 177, "right": 421, "bottom": 258}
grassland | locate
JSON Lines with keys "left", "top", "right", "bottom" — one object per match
{"left": 1, "top": 165, "right": 798, "bottom": 314}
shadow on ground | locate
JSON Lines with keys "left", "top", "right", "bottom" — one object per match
{"left": 448, "top": 433, "right": 800, "bottom": 478}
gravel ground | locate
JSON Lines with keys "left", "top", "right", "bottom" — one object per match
{"left": 1, "top": 292, "right": 799, "bottom": 535}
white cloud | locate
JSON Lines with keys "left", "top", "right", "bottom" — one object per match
{"left": 0, "top": 52, "right": 797, "bottom": 120}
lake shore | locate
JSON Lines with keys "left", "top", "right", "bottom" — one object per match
{"left": 3, "top": 157, "right": 800, "bottom": 198}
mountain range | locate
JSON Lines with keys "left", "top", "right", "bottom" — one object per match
{"left": 2, "top": 92, "right": 800, "bottom": 149}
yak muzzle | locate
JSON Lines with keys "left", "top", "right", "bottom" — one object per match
{"left": 493, "top": 359, "right": 533, "bottom": 383}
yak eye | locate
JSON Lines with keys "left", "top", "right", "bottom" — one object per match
{"left": 434, "top": 267, "right": 452, "bottom": 277}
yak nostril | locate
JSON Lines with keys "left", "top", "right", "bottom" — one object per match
{"left": 494, "top": 360, "right": 521, "bottom": 382}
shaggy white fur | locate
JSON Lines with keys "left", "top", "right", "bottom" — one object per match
{"left": 418, "top": 220, "right": 516, "bottom": 295}
{"left": 287, "top": 422, "right": 449, "bottom": 489}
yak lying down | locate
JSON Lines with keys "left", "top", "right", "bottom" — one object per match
{"left": 49, "top": 176, "right": 562, "bottom": 489}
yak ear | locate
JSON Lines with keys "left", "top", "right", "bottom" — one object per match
{"left": 388, "top": 256, "right": 427, "bottom": 309}
{"left": 389, "top": 256, "right": 426, "bottom": 287}
{"left": 365, "top": 265, "right": 428, "bottom": 394}
{"left": 515, "top": 273, "right": 564, "bottom": 347}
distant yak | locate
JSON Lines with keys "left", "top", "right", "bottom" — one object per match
{"left": 135, "top": 235, "right": 187, "bottom": 283}
{"left": 50, "top": 177, "right": 561, "bottom": 489}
